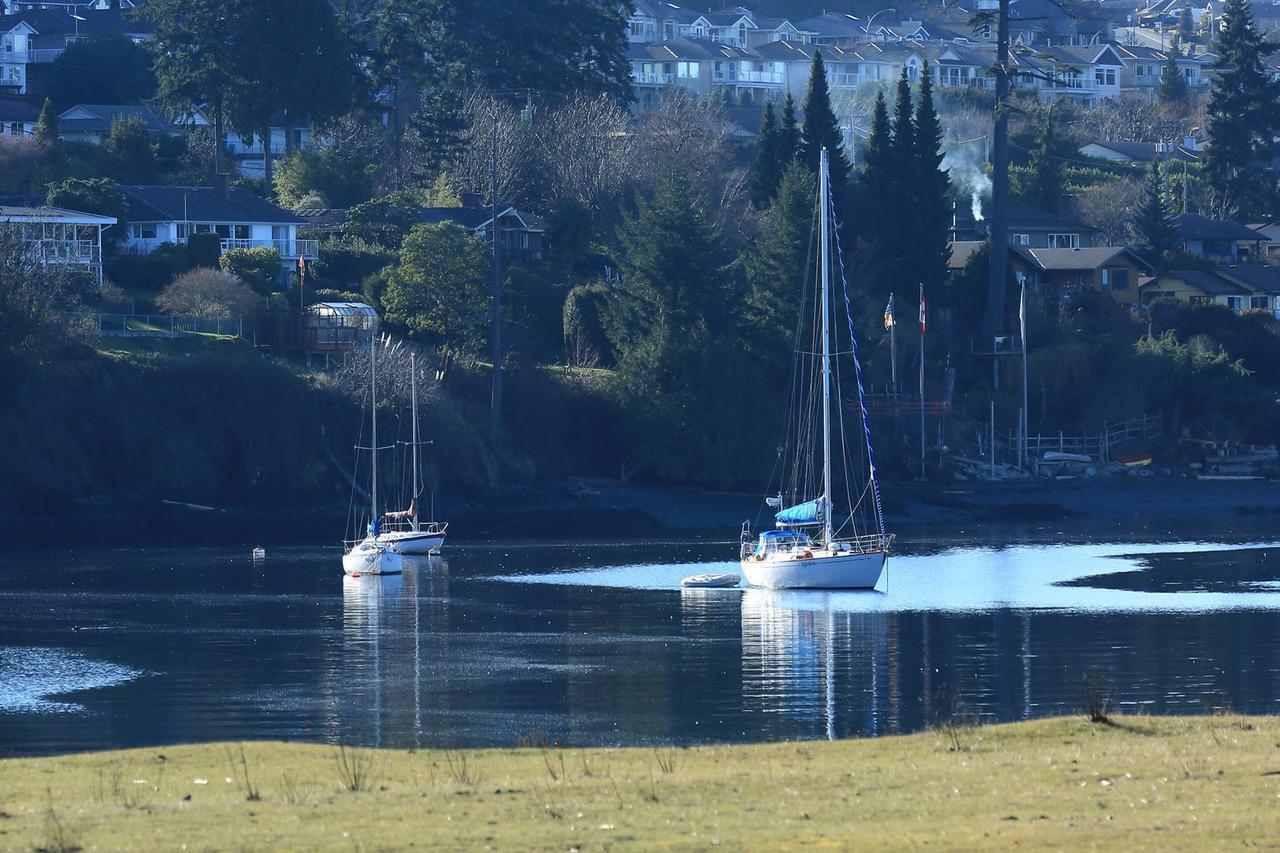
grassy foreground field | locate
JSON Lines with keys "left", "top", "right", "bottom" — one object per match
{"left": 2, "top": 716, "right": 1278, "bottom": 851}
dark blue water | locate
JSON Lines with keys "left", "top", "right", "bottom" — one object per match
{"left": 2, "top": 536, "right": 1279, "bottom": 755}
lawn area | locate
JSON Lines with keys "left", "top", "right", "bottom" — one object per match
{"left": 1, "top": 715, "right": 1277, "bottom": 850}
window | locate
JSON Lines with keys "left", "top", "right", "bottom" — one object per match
{"left": 233, "top": 224, "right": 250, "bottom": 239}
{"left": 215, "top": 224, "right": 231, "bottom": 238}
{"left": 131, "top": 224, "right": 157, "bottom": 239}
{"left": 1250, "top": 296, "right": 1270, "bottom": 310}
{"left": 1102, "top": 267, "right": 1130, "bottom": 291}
{"left": 1012, "top": 233, "right": 1031, "bottom": 245}
{"left": 630, "top": 21, "right": 643, "bottom": 37}
{"left": 1226, "top": 295, "right": 1243, "bottom": 312}
{"left": 1190, "top": 295, "right": 1210, "bottom": 306}
{"left": 677, "top": 61, "right": 697, "bottom": 78}
{"left": 1048, "top": 233, "right": 1080, "bottom": 249}
{"left": 1135, "top": 64, "right": 1145, "bottom": 76}
{"left": 1095, "top": 67, "right": 1116, "bottom": 86}
{"left": 194, "top": 223, "right": 213, "bottom": 234}
{"left": 272, "top": 225, "right": 290, "bottom": 240}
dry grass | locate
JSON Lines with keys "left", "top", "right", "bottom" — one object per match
{"left": 1, "top": 716, "right": 1278, "bottom": 851}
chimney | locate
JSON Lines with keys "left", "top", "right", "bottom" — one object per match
{"left": 213, "top": 173, "right": 230, "bottom": 200}
{"left": 459, "top": 191, "right": 483, "bottom": 208}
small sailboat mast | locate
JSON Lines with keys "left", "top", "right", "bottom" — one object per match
{"left": 370, "top": 332, "right": 379, "bottom": 527}
{"left": 819, "top": 147, "right": 833, "bottom": 552}
{"left": 410, "top": 352, "right": 420, "bottom": 533}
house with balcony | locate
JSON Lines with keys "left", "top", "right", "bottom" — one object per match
{"left": 992, "top": 204, "right": 1101, "bottom": 249}
{"left": 1, "top": 202, "right": 116, "bottom": 284}
{"left": 116, "top": 181, "right": 315, "bottom": 266}
{"left": 1023, "top": 44, "right": 1126, "bottom": 107}
{"left": 1, "top": 8, "right": 150, "bottom": 97}
{"left": 1019, "top": 246, "right": 1154, "bottom": 306}
{"left": 797, "top": 12, "right": 868, "bottom": 47}
{"left": 1113, "top": 43, "right": 1207, "bottom": 101}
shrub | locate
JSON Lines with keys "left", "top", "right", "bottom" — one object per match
{"left": 108, "top": 242, "right": 194, "bottom": 292}
{"left": 220, "top": 246, "right": 281, "bottom": 294}
{"left": 313, "top": 236, "right": 394, "bottom": 290}
{"left": 156, "top": 269, "right": 260, "bottom": 319}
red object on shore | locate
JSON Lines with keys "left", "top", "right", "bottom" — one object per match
{"left": 1114, "top": 453, "right": 1153, "bottom": 467}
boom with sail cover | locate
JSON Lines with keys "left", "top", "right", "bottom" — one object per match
{"left": 776, "top": 498, "right": 826, "bottom": 526}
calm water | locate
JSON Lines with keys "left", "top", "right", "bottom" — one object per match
{"left": 2, "top": 536, "right": 1279, "bottom": 755}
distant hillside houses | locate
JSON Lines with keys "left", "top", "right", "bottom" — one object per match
{"left": 624, "top": 1, "right": 1223, "bottom": 109}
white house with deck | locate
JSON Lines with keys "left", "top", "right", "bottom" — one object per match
{"left": 116, "top": 181, "right": 316, "bottom": 265}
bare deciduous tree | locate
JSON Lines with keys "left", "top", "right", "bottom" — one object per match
{"left": 452, "top": 93, "right": 534, "bottom": 207}
{"left": 1074, "top": 177, "right": 1142, "bottom": 246}
{"left": 530, "top": 93, "right": 634, "bottom": 213}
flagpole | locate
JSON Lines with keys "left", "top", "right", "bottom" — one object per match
{"left": 919, "top": 283, "right": 926, "bottom": 481}
{"left": 887, "top": 294, "right": 897, "bottom": 396}
{"left": 1019, "top": 275, "right": 1029, "bottom": 471}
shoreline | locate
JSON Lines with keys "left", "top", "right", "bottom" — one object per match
{"left": 1, "top": 715, "right": 1276, "bottom": 849}
{"left": 7, "top": 476, "right": 1279, "bottom": 549}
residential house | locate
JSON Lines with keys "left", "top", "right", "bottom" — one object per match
{"left": 0, "top": 202, "right": 117, "bottom": 284}
{"left": 1175, "top": 213, "right": 1265, "bottom": 263}
{"left": 1214, "top": 264, "right": 1280, "bottom": 315}
{"left": 1019, "top": 246, "right": 1154, "bottom": 306}
{"left": 1139, "top": 269, "right": 1257, "bottom": 312}
{"left": 1022, "top": 44, "right": 1126, "bottom": 107}
{"left": 1247, "top": 220, "right": 1280, "bottom": 264}
{"left": 0, "top": 96, "right": 36, "bottom": 136}
{"left": 0, "top": 8, "right": 151, "bottom": 98}
{"left": 116, "top": 180, "right": 315, "bottom": 265}
{"left": 1001, "top": 204, "right": 1100, "bottom": 249}
{"left": 796, "top": 13, "right": 867, "bottom": 47}
{"left": 417, "top": 198, "right": 547, "bottom": 265}
{"left": 57, "top": 103, "right": 172, "bottom": 144}
{"left": 1078, "top": 139, "right": 1200, "bottom": 163}
{"left": 628, "top": 38, "right": 756, "bottom": 104}
{"left": 1113, "top": 43, "right": 1207, "bottom": 101}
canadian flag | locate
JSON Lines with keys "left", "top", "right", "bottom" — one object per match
{"left": 296, "top": 255, "right": 306, "bottom": 284}
{"left": 918, "top": 285, "right": 927, "bottom": 335}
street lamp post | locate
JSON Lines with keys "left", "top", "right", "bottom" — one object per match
{"left": 862, "top": 7, "right": 897, "bottom": 34}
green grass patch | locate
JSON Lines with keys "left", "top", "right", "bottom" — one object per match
{"left": 1, "top": 715, "right": 1277, "bottom": 850}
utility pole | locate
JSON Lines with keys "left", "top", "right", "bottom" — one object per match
{"left": 982, "top": 0, "right": 1011, "bottom": 346}
{"left": 488, "top": 119, "right": 503, "bottom": 443}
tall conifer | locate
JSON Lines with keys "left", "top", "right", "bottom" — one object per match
{"left": 912, "top": 64, "right": 952, "bottom": 294}
{"left": 1134, "top": 160, "right": 1181, "bottom": 261}
{"left": 749, "top": 101, "right": 783, "bottom": 209}
{"left": 1157, "top": 50, "right": 1190, "bottom": 109}
{"left": 800, "top": 51, "right": 851, "bottom": 192}
{"left": 1205, "top": 0, "right": 1278, "bottom": 216}
{"left": 1026, "top": 110, "right": 1063, "bottom": 214}
{"left": 778, "top": 92, "right": 801, "bottom": 163}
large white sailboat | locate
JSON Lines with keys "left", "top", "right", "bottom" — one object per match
{"left": 739, "top": 147, "right": 893, "bottom": 590}
{"left": 381, "top": 352, "right": 448, "bottom": 555}
{"left": 343, "top": 332, "right": 403, "bottom": 576}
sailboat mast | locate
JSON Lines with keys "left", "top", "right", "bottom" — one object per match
{"left": 819, "top": 147, "right": 833, "bottom": 551}
{"left": 410, "top": 351, "right": 420, "bottom": 532}
{"left": 370, "top": 332, "right": 379, "bottom": 529}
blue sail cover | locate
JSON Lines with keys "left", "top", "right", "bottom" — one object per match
{"left": 776, "top": 498, "right": 824, "bottom": 526}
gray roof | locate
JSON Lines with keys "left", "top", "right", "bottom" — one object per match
{"left": 1025, "top": 247, "right": 1153, "bottom": 271}
{"left": 627, "top": 37, "right": 749, "bottom": 61}
{"left": 1216, "top": 264, "right": 1280, "bottom": 294}
{"left": 1161, "top": 270, "right": 1250, "bottom": 296}
{"left": 0, "top": 99, "right": 40, "bottom": 122}
{"left": 58, "top": 104, "right": 171, "bottom": 135}
{"left": 1082, "top": 140, "right": 1199, "bottom": 162}
{"left": 1005, "top": 203, "right": 1093, "bottom": 232}
{"left": 120, "top": 185, "right": 304, "bottom": 224}
{"left": 1175, "top": 213, "right": 1263, "bottom": 242}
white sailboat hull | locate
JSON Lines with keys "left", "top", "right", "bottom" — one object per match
{"left": 740, "top": 549, "right": 885, "bottom": 590}
{"left": 381, "top": 530, "right": 445, "bottom": 555}
{"left": 342, "top": 539, "right": 403, "bottom": 575}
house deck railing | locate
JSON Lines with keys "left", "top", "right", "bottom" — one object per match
{"left": 220, "top": 238, "right": 319, "bottom": 259}
{"left": 738, "top": 70, "right": 782, "bottom": 84}
{"left": 0, "top": 48, "right": 65, "bottom": 63}
{"left": 1016, "top": 413, "right": 1163, "bottom": 463}
{"left": 24, "top": 239, "right": 100, "bottom": 264}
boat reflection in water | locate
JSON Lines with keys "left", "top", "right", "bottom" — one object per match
{"left": 738, "top": 589, "right": 890, "bottom": 741}
{"left": 339, "top": 555, "right": 447, "bottom": 747}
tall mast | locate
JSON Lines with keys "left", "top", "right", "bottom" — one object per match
{"left": 410, "top": 351, "right": 420, "bottom": 532}
{"left": 819, "top": 147, "right": 833, "bottom": 551}
{"left": 370, "top": 331, "right": 378, "bottom": 531}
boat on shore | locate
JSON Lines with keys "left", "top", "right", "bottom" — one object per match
{"left": 738, "top": 147, "right": 892, "bottom": 590}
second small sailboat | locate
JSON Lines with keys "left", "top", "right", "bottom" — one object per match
{"left": 343, "top": 330, "right": 402, "bottom": 576}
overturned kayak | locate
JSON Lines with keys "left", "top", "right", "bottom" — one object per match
{"left": 681, "top": 573, "right": 741, "bottom": 588}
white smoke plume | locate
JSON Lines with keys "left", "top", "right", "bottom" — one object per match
{"left": 942, "top": 138, "right": 992, "bottom": 222}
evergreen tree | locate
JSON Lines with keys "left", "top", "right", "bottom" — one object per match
{"left": 887, "top": 69, "right": 916, "bottom": 286}
{"left": 1157, "top": 50, "right": 1190, "bottom": 109}
{"left": 912, "top": 64, "right": 952, "bottom": 295}
{"left": 890, "top": 69, "right": 915, "bottom": 173}
{"left": 749, "top": 101, "right": 783, "bottom": 209}
{"left": 853, "top": 91, "right": 894, "bottom": 294}
{"left": 778, "top": 92, "right": 801, "bottom": 163}
{"left": 609, "top": 159, "right": 746, "bottom": 481}
{"left": 744, "top": 160, "right": 816, "bottom": 370}
{"left": 799, "top": 51, "right": 850, "bottom": 191}
{"left": 1026, "top": 109, "right": 1064, "bottom": 214}
{"left": 33, "top": 98, "right": 58, "bottom": 148}
{"left": 1205, "top": 0, "right": 1279, "bottom": 217}
{"left": 1133, "top": 160, "right": 1181, "bottom": 260}
{"left": 1179, "top": 7, "right": 1195, "bottom": 47}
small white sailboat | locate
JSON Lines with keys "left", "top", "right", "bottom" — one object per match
{"left": 739, "top": 147, "right": 893, "bottom": 590}
{"left": 343, "top": 330, "right": 402, "bottom": 576}
{"left": 381, "top": 352, "right": 448, "bottom": 555}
